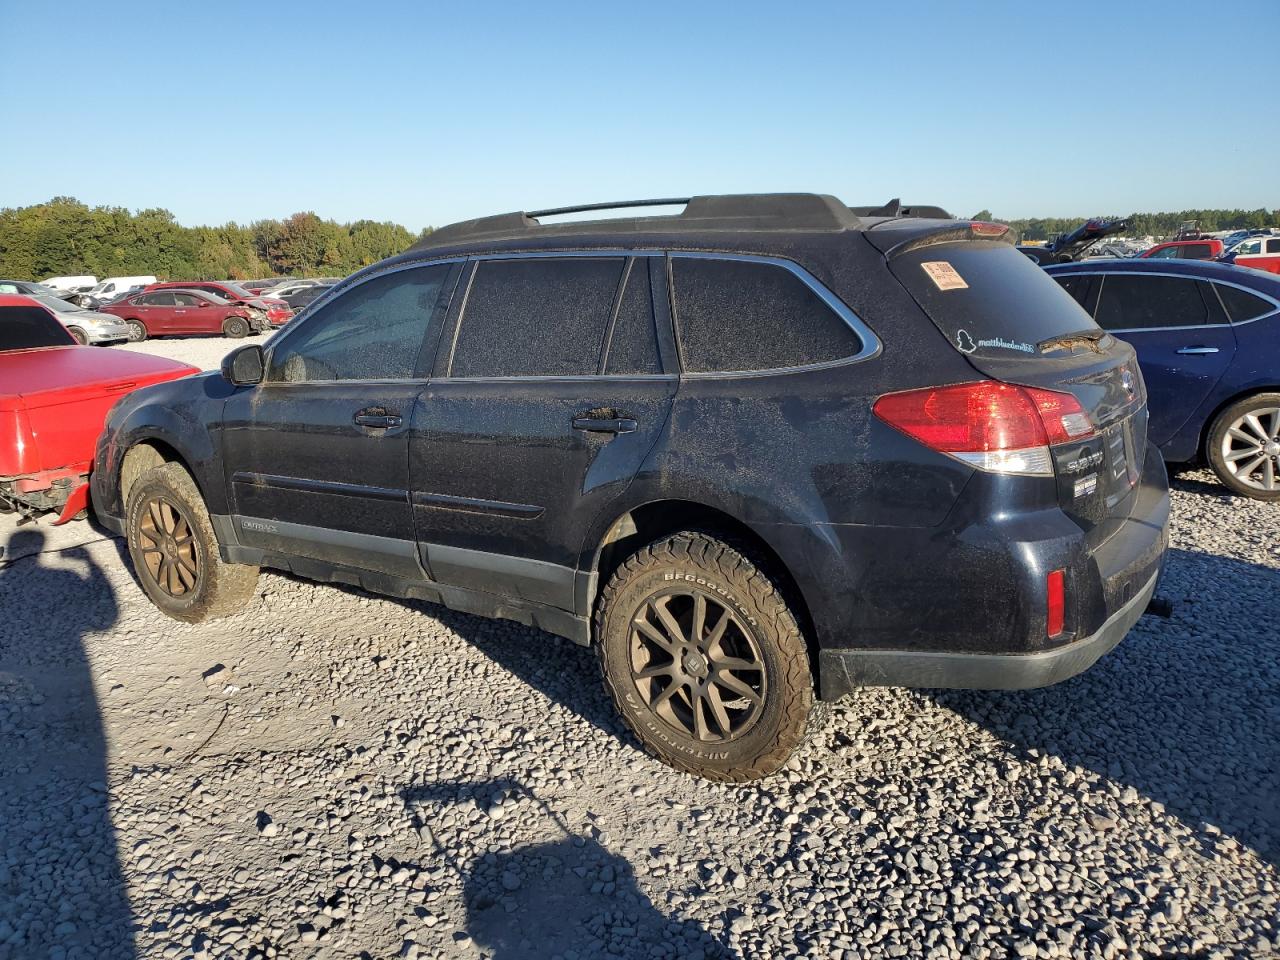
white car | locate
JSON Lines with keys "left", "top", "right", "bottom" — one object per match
{"left": 41, "top": 274, "right": 97, "bottom": 292}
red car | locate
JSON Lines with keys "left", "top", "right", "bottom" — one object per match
{"left": 0, "top": 296, "right": 197, "bottom": 522}
{"left": 99, "top": 289, "right": 269, "bottom": 341}
{"left": 1139, "top": 238, "right": 1225, "bottom": 260}
{"left": 144, "top": 280, "right": 294, "bottom": 328}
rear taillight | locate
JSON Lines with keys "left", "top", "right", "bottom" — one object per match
{"left": 873, "top": 380, "right": 1096, "bottom": 477}
{"left": 1046, "top": 569, "right": 1065, "bottom": 637}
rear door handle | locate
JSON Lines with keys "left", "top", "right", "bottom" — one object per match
{"left": 354, "top": 410, "right": 402, "bottom": 429}
{"left": 1176, "top": 346, "right": 1220, "bottom": 355}
{"left": 572, "top": 417, "right": 638, "bottom": 434}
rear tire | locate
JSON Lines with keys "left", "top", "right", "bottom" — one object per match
{"left": 125, "top": 319, "right": 147, "bottom": 342}
{"left": 1205, "top": 392, "right": 1280, "bottom": 500}
{"left": 67, "top": 326, "right": 88, "bottom": 345}
{"left": 125, "top": 463, "right": 259, "bottom": 622}
{"left": 222, "top": 315, "right": 250, "bottom": 339}
{"left": 595, "top": 531, "right": 815, "bottom": 782}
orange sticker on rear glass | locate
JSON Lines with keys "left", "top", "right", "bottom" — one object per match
{"left": 921, "top": 261, "right": 968, "bottom": 291}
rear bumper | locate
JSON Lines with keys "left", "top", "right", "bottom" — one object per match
{"left": 812, "top": 444, "right": 1170, "bottom": 700}
{"left": 819, "top": 567, "right": 1158, "bottom": 697}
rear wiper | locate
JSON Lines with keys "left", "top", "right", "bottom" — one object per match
{"left": 1038, "top": 330, "right": 1107, "bottom": 355}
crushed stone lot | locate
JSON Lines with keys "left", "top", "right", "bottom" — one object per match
{"left": 0, "top": 337, "right": 1277, "bottom": 959}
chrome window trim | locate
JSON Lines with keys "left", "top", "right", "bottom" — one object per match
{"left": 667, "top": 251, "right": 882, "bottom": 378}
{"left": 1057, "top": 269, "right": 1280, "bottom": 331}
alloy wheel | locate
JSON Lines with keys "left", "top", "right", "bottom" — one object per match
{"left": 137, "top": 495, "right": 200, "bottom": 597}
{"left": 1220, "top": 406, "right": 1280, "bottom": 492}
{"left": 629, "top": 590, "right": 767, "bottom": 743}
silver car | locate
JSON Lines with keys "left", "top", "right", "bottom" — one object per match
{"left": 28, "top": 293, "right": 132, "bottom": 345}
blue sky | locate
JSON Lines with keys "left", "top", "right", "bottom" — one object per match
{"left": 2, "top": 0, "right": 1276, "bottom": 231}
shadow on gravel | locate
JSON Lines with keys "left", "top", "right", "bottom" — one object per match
{"left": 0, "top": 527, "right": 135, "bottom": 955}
{"left": 934, "top": 546, "right": 1280, "bottom": 865}
{"left": 400, "top": 779, "right": 735, "bottom": 960}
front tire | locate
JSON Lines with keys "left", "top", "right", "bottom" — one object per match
{"left": 125, "top": 319, "right": 147, "bottom": 342}
{"left": 125, "top": 463, "right": 259, "bottom": 622}
{"left": 596, "top": 532, "right": 815, "bottom": 782}
{"left": 222, "top": 315, "right": 250, "bottom": 339}
{"left": 1206, "top": 392, "right": 1280, "bottom": 500}
{"left": 67, "top": 326, "right": 88, "bottom": 345}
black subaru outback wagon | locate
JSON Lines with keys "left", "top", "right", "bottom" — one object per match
{"left": 91, "top": 194, "right": 1169, "bottom": 781}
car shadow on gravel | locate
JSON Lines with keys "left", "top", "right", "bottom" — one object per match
{"left": 932, "top": 546, "right": 1280, "bottom": 865}
{"left": 400, "top": 779, "right": 736, "bottom": 959}
{"left": 0, "top": 527, "right": 136, "bottom": 956}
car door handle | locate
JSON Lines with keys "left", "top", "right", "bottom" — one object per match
{"left": 353, "top": 411, "right": 402, "bottom": 429}
{"left": 1176, "top": 346, "right": 1220, "bottom": 355}
{"left": 572, "top": 416, "right": 638, "bottom": 434}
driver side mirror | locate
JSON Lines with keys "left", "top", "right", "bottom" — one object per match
{"left": 222, "top": 344, "right": 265, "bottom": 386}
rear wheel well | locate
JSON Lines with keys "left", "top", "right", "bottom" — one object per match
{"left": 590, "top": 501, "right": 820, "bottom": 678}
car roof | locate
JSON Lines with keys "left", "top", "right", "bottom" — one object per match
{"left": 1045, "top": 257, "right": 1280, "bottom": 292}
{"left": 0, "top": 294, "right": 47, "bottom": 308}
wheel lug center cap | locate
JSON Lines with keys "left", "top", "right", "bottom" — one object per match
{"left": 683, "top": 651, "right": 708, "bottom": 678}
{"left": 1265, "top": 441, "right": 1279, "bottom": 456}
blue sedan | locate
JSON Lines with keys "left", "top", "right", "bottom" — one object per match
{"left": 1045, "top": 259, "right": 1280, "bottom": 499}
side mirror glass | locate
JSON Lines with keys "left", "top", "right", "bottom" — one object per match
{"left": 222, "top": 344, "right": 265, "bottom": 386}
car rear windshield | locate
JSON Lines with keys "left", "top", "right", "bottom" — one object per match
{"left": 891, "top": 242, "right": 1100, "bottom": 359}
{"left": 1, "top": 305, "right": 76, "bottom": 350}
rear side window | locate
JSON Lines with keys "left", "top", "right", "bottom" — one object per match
{"left": 450, "top": 257, "right": 625, "bottom": 378}
{"left": 1094, "top": 275, "right": 1217, "bottom": 331}
{"left": 0, "top": 305, "right": 76, "bottom": 349}
{"left": 893, "top": 242, "right": 1098, "bottom": 358}
{"left": 144, "top": 292, "right": 176, "bottom": 306}
{"left": 1215, "top": 283, "right": 1276, "bottom": 323}
{"left": 671, "top": 257, "right": 863, "bottom": 373}
{"left": 1268, "top": 239, "right": 1280, "bottom": 254}
{"left": 1183, "top": 243, "right": 1212, "bottom": 259}
{"left": 1054, "top": 274, "right": 1091, "bottom": 307}
{"left": 604, "top": 258, "right": 662, "bottom": 375}
{"left": 269, "top": 264, "right": 450, "bottom": 382}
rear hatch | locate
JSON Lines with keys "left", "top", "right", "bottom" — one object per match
{"left": 876, "top": 225, "right": 1147, "bottom": 549}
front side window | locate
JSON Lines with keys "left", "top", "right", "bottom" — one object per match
{"left": 1094, "top": 275, "right": 1216, "bottom": 331}
{"left": 269, "top": 264, "right": 451, "bottom": 383}
{"left": 1147, "top": 246, "right": 1179, "bottom": 259}
{"left": 142, "top": 292, "right": 176, "bottom": 306}
{"left": 450, "top": 257, "right": 625, "bottom": 378}
{"left": 173, "top": 293, "right": 201, "bottom": 306}
{"left": 1235, "top": 239, "right": 1263, "bottom": 256}
{"left": 672, "top": 257, "right": 863, "bottom": 373}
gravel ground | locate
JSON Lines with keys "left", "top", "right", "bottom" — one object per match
{"left": 0, "top": 337, "right": 1277, "bottom": 959}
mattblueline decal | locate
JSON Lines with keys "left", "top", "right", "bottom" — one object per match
{"left": 955, "top": 329, "right": 1036, "bottom": 355}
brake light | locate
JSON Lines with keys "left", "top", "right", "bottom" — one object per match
{"left": 873, "top": 381, "right": 1096, "bottom": 477}
{"left": 1046, "top": 569, "right": 1065, "bottom": 637}
{"left": 969, "top": 221, "right": 1010, "bottom": 238}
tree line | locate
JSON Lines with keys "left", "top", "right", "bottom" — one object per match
{"left": 972, "top": 207, "right": 1280, "bottom": 242}
{"left": 0, "top": 197, "right": 429, "bottom": 281}
{"left": 4, "top": 197, "right": 1279, "bottom": 282}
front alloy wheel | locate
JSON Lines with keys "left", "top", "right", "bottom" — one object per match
{"left": 136, "top": 495, "right": 200, "bottom": 598}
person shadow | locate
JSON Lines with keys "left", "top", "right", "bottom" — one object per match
{"left": 400, "top": 779, "right": 737, "bottom": 960}
{"left": 930, "top": 545, "right": 1280, "bottom": 865}
{"left": 0, "top": 526, "right": 135, "bottom": 956}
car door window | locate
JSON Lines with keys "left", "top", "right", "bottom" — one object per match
{"left": 1147, "top": 246, "right": 1179, "bottom": 259}
{"left": 1236, "top": 239, "right": 1263, "bottom": 256}
{"left": 671, "top": 256, "right": 864, "bottom": 372}
{"left": 1182, "top": 243, "right": 1211, "bottom": 258}
{"left": 1094, "top": 275, "right": 1218, "bottom": 331}
{"left": 1053, "top": 274, "right": 1091, "bottom": 307}
{"left": 603, "top": 258, "right": 662, "bottom": 375}
{"left": 449, "top": 257, "right": 625, "bottom": 378}
{"left": 1267, "top": 239, "right": 1280, "bottom": 254}
{"left": 1214, "top": 283, "right": 1276, "bottom": 323}
{"left": 144, "top": 292, "right": 176, "bottom": 306}
{"left": 268, "top": 264, "right": 451, "bottom": 383}
{"left": 172, "top": 293, "right": 200, "bottom": 306}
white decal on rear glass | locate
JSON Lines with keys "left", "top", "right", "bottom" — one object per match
{"left": 921, "top": 261, "right": 968, "bottom": 291}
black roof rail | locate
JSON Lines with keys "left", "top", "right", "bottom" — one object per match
{"left": 411, "top": 193, "right": 863, "bottom": 251}
{"left": 848, "top": 198, "right": 955, "bottom": 220}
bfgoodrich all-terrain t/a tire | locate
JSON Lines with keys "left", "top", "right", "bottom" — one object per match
{"left": 596, "top": 532, "right": 816, "bottom": 782}
{"left": 125, "top": 463, "right": 259, "bottom": 623}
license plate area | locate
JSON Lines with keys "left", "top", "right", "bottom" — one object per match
{"left": 1105, "top": 417, "right": 1140, "bottom": 497}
